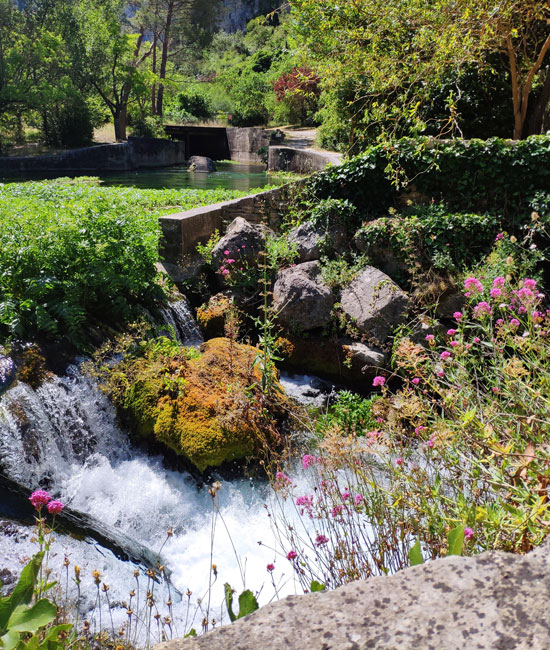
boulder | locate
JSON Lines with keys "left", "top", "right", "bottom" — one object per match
{"left": 211, "top": 217, "right": 274, "bottom": 270}
{"left": 188, "top": 156, "right": 216, "bottom": 172}
{"left": 273, "top": 261, "right": 334, "bottom": 332}
{"left": 288, "top": 220, "right": 347, "bottom": 263}
{"left": 341, "top": 266, "right": 409, "bottom": 343}
{"left": 153, "top": 540, "right": 550, "bottom": 650}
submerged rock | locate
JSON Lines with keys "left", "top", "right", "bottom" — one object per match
{"left": 188, "top": 156, "right": 216, "bottom": 172}
{"left": 107, "top": 337, "right": 287, "bottom": 472}
{"left": 340, "top": 266, "right": 409, "bottom": 343}
{"left": 273, "top": 261, "right": 334, "bottom": 331}
{"left": 153, "top": 540, "right": 550, "bottom": 650}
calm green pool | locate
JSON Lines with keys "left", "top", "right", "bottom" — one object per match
{"left": 0, "top": 162, "right": 286, "bottom": 191}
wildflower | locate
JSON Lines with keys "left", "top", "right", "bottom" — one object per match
{"left": 372, "top": 375, "right": 386, "bottom": 387}
{"left": 425, "top": 334, "right": 435, "bottom": 342}
{"left": 286, "top": 550, "right": 297, "bottom": 560}
{"left": 492, "top": 277, "right": 506, "bottom": 288}
{"left": 449, "top": 341, "right": 459, "bottom": 347}
{"left": 267, "top": 563, "right": 275, "bottom": 572}
{"left": 224, "top": 250, "right": 230, "bottom": 255}
{"left": 395, "top": 457, "right": 403, "bottom": 466}
{"left": 354, "top": 494, "right": 364, "bottom": 505}
{"left": 523, "top": 279, "right": 537, "bottom": 291}
{"left": 226, "top": 258, "right": 235, "bottom": 264}
{"left": 496, "top": 318, "right": 504, "bottom": 326}
{"left": 221, "top": 269, "right": 229, "bottom": 276}
{"left": 412, "top": 377, "right": 420, "bottom": 385}
{"left": 492, "top": 387, "right": 499, "bottom": 393}
{"left": 447, "top": 329, "right": 457, "bottom": 336}
{"left": 426, "top": 438, "right": 434, "bottom": 448}
{"left": 473, "top": 301, "right": 491, "bottom": 318}
{"left": 414, "top": 425, "right": 425, "bottom": 435}
{"left": 29, "top": 490, "right": 51, "bottom": 510}
{"left": 341, "top": 490, "right": 350, "bottom": 501}
{"left": 510, "top": 318, "right": 520, "bottom": 328}
{"left": 490, "top": 288, "right": 502, "bottom": 299}
{"left": 436, "top": 370, "right": 445, "bottom": 378}
{"left": 47, "top": 500, "right": 64, "bottom": 515}
{"left": 453, "top": 311, "right": 463, "bottom": 320}
{"left": 518, "top": 287, "right": 535, "bottom": 303}
{"left": 464, "top": 277, "right": 483, "bottom": 294}
{"left": 473, "top": 337, "right": 481, "bottom": 344}
{"left": 314, "top": 534, "right": 329, "bottom": 546}
{"left": 331, "top": 505, "right": 343, "bottom": 517}
{"left": 495, "top": 232, "right": 504, "bottom": 241}
{"left": 376, "top": 417, "right": 384, "bottom": 423}
{"left": 302, "top": 454, "right": 317, "bottom": 469}
{"left": 440, "top": 350, "right": 451, "bottom": 360}
{"left": 464, "top": 527, "right": 474, "bottom": 540}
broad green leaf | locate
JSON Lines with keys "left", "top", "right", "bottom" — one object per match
{"left": 408, "top": 540, "right": 424, "bottom": 566}
{"left": 224, "top": 583, "right": 236, "bottom": 623}
{"left": 236, "top": 590, "right": 259, "bottom": 619}
{"left": 184, "top": 629, "right": 197, "bottom": 638}
{"left": 447, "top": 525, "right": 465, "bottom": 556}
{"left": 7, "top": 599, "right": 57, "bottom": 633}
{"left": 310, "top": 580, "right": 326, "bottom": 592}
{"left": 0, "top": 628, "right": 21, "bottom": 650}
{"left": 0, "top": 553, "right": 44, "bottom": 632}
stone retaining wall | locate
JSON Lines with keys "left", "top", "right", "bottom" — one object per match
{"left": 0, "top": 137, "right": 186, "bottom": 172}
{"left": 159, "top": 184, "right": 296, "bottom": 264}
{"left": 268, "top": 145, "right": 341, "bottom": 173}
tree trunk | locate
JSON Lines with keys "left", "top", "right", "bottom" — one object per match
{"left": 151, "top": 30, "right": 157, "bottom": 115}
{"left": 113, "top": 105, "right": 127, "bottom": 141}
{"left": 527, "top": 68, "right": 550, "bottom": 136}
{"left": 156, "top": 0, "right": 174, "bottom": 117}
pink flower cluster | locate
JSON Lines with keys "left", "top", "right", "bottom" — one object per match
{"left": 464, "top": 276, "right": 484, "bottom": 295}
{"left": 372, "top": 375, "right": 386, "bottom": 387}
{"left": 302, "top": 454, "right": 319, "bottom": 469}
{"left": 314, "top": 534, "right": 329, "bottom": 546}
{"left": 29, "top": 490, "right": 64, "bottom": 515}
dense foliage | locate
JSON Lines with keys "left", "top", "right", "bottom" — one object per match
{"left": 0, "top": 180, "right": 257, "bottom": 346}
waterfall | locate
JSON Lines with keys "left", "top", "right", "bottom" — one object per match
{"left": 158, "top": 298, "right": 203, "bottom": 347}
{"left": 0, "top": 363, "right": 309, "bottom": 641}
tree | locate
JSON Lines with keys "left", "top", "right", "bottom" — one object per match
{"left": 291, "top": 0, "right": 550, "bottom": 146}
{"left": 272, "top": 66, "right": 320, "bottom": 125}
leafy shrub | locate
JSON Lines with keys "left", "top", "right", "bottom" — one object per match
{"left": 172, "top": 89, "right": 213, "bottom": 121}
{"left": 131, "top": 115, "right": 165, "bottom": 138}
{"left": 316, "top": 390, "right": 380, "bottom": 437}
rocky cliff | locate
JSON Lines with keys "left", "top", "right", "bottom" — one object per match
{"left": 220, "top": 0, "right": 280, "bottom": 32}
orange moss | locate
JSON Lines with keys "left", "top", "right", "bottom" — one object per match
{"left": 196, "top": 294, "right": 232, "bottom": 338}
{"left": 111, "top": 337, "right": 287, "bottom": 472}
{"left": 16, "top": 347, "right": 50, "bottom": 389}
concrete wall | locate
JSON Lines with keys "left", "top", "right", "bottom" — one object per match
{"left": 226, "top": 127, "right": 271, "bottom": 163}
{"left": 0, "top": 137, "right": 186, "bottom": 173}
{"left": 268, "top": 146, "right": 341, "bottom": 173}
{"left": 159, "top": 184, "right": 297, "bottom": 264}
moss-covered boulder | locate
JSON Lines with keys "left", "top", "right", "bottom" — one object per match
{"left": 105, "top": 337, "right": 287, "bottom": 472}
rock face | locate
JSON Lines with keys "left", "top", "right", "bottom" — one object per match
{"left": 273, "top": 261, "right": 334, "bottom": 331}
{"left": 341, "top": 266, "right": 409, "bottom": 342}
{"left": 211, "top": 217, "right": 273, "bottom": 270}
{"left": 153, "top": 541, "right": 550, "bottom": 650}
{"left": 188, "top": 156, "right": 216, "bottom": 172}
{"left": 288, "top": 220, "right": 346, "bottom": 263}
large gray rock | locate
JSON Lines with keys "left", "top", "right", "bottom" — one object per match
{"left": 153, "top": 541, "right": 550, "bottom": 650}
{"left": 288, "top": 220, "right": 346, "bottom": 263}
{"left": 341, "top": 266, "right": 409, "bottom": 342}
{"left": 211, "top": 217, "right": 273, "bottom": 269}
{"left": 273, "top": 261, "right": 334, "bottom": 331}
{"left": 188, "top": 156, "right": 216, "bottom": 172}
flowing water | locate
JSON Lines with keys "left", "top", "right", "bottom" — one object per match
{"left": 0, "top": 306, "right": 329, "bottom": 642}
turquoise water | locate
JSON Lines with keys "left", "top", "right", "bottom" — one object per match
{"left": 0, "top": 162, "right": 285, "bottom": 191}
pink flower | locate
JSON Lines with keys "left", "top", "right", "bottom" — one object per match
{"left": 495, "top": 232, "right": 504, "bottom": 241}
{"left": 464, "top": 527, "right": 474, "bottom": 540}
{"left": 425, "top": 334, "right": 435, "bottom": 341}
{"left": 267, "top": 563, "right": 275, "bottom": 572}
{"left": 473, "top": 301, "right": 491, "bottom": 318}
{"left": 427, "top": 438, "right": 434, "bottom": 448}
{"left": 372, "top": 376, "right": 386, "bottom": 387}
{"left": 449, "top": 340, "right": 459, "bottom": 347}
{"left": 414, "top": 425, "right": 425, "bottom": 435}
{"left": 473, "top": 337, "right": 481, "bottom": 344}
{"left": 396, "top": 457, "right": 403, "bottom": 466}
{"left": 221, "top": 269, "right": 230, "bottom": 276}
{"left": 314, "top": 534, "right": 329, "bottom": 546}
{"left": 354, "top": 494, "right": 364, "bottom": 505}
{"left": 331, "top": 505, "right": 343, "bottom": 517}
{"left": 523, "top": 279, "right": 537, "bottom": 291}
{"left": 464, "top": 277, "right": 483, "bottom": 294}
{"left": 226, "top": 258, "right": 235, "bottom": 264}
{"left": 440, "top": 350, "right": 451, "bottom": 360}
{"left": 453, "top": 311, "right": 463, "bottom": 320}
{"left": 492, "top": 387, "right": 500, "bottom": 393}
{"left": 29, "top": 490, "right": 51, "bottom": 510}
{"left": 302, "top": 454, "right": 317, "bottom": 469}
{"left": 341, "top": 490, "right": 350, "bottom": 501}
{"left": 296, "top": 495, "right": 313, "bottom": 507}
{"left": 436, "top": 370, "right": 445, "bottom": 378}
{"left": 447, "top": 329, "right": 457, "bottom": 336}
{"left": 376, "top": 417, "right": 384, "bottom": 423}
{"left": 510, "top": 318, "right": 520, "bottom": 328}
{"left": 496, "top": 318, "right": 504, "bottom": 326}
{"left": 224, "top": 250, "right": 230, "bottom": 256}
{"left": 492, "top": 277, "right": 506, "bottom": 288}
{"left": 412, "top": 377, "right": 420, "bottom": 385}
{"left": 286, "top": 550, "right": 297, "bottom": 560}
{"left": 47, "top": 500, "right": 64, "bottom": 515}
{"left": 490, "top": 288, "right": 502, "bottom": 299}
{"left": 518, "top": 287, "right": 535, "bottom": 304}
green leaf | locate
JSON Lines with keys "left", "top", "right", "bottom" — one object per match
{"left": 224, "top": 583, "right": 236, "bottom": 623}
{"left": 33, "top": 623, "right": 72, "bottom": 649}
{"left": 7, "top": 599, "right": 57, "bottom": 633}
{"left": 0, "top": 628, "right": 21, "bottom": 650}
{"left": 184, "top": 629, "right": 197, "bottom": 638}
{"left": 408, "top": 540, "right": 424, "bottom": 566}
{"left": 0, "top": 553, "right": 44, "bottom": 632}
{"left": 310, "top": 580, "right": 326, "bottom": 592}
{"left": 237, "top": 590, "right": 259, "bottom": 619}
{"left": 447, "top": 525, "right": 465, "bottom": 556}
